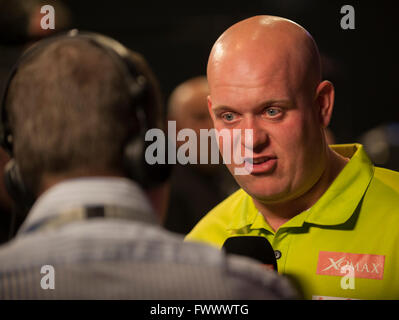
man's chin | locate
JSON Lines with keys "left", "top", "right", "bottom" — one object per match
{"left": 251, "top": 193, "right": 288, "bottom": 205}
{"left": 239, "top": 184, "right": 287, "bottom": 204}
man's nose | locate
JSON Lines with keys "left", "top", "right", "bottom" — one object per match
{"left": 241, "top": 117, "right": 269, "bottom": 153}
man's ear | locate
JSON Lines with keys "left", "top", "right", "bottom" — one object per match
{"left": 315, "top": 80, "right": 335, "bottom": 128}
{"left": 207, "top": 95, "right": 215, "bottom": 121}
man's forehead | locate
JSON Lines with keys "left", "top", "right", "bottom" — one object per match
{"left": 209, "top": 41, "right": 304, "bottom": 90}
{"left": 209, "top": 53, "right": 297, "bottom": 100}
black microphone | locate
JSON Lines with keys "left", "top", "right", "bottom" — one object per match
{"left": 222, "top": 236, "right": 278, "bottom": 271}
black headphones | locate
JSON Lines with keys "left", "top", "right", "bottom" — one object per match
{"left": 0, "top": 29, "right": 171, "bottom": 210}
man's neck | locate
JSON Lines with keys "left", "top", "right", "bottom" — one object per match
{"left": 38, "top": 170, "right": 125, "bottom": 197}
{"left": 38, "top": 171, "right": 169, "bottom": 221}
{"left": 253, "top": 148, "right": 349, "bottom": 232}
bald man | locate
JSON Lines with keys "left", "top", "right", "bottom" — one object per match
{"left": 168, "top": 76, "right": 214, "bottom": 168}
{"left": 186, "top": 16, "right": 399, "bottom": 300}
{"left": 165, "top": 76, "right": 238, "bottom": 234}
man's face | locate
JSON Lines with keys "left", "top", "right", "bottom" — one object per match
{"left": 179, "top": 93, "right": 213, "bottom": 138}
{"left": 174, "top": 83, "right": 216, "bottom": 166}
{"left": 208, "top": 58, "right": 326, "bottom": 204}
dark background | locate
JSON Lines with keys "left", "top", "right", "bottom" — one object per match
{"left": 62, "top": 0, "right": 398, "bottom": 143}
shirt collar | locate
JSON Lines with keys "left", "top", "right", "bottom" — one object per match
{"left": 303, "top": 144, "right": 374, "bottom": 226}
{"left": 227, "top": 144, "right": 374, "bottom": 233}
{"left": 18, "top": 177, "right": 157, "bottom": 235}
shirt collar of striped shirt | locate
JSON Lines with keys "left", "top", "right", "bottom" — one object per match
{"left": 17, "top": 177, "right": 157, "bottom": 235}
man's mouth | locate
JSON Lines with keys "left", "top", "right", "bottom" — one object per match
{"left": 246, "top": 156, "right": 272, "bottom": 164}
{"left": 244, "top": 156, "right": 277, "bottom": 174}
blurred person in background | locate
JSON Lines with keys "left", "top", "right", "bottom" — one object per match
{"left": 360, "top": 120, "right": 399, "bottom": 171}
{"left": 164, "top": 76, "right": 238, "bottom": 234}
{"left": 0, "top": 0, "right": 71, "bottom": 45}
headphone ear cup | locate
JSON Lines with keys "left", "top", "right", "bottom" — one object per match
{"left": 124, "top": 133, "right": 172, "bottom": 190}
{"left": 3, "top": 159, "right": 34, "bottom": 210}
{"left": 124, "top": 135, "right": 148, "bottom": 188}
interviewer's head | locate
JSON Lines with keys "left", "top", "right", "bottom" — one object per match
{"left": 4, "top": 36, "right": 166, "bottom": 211}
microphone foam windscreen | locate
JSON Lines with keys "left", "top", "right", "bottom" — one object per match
{"left": 223, "top": 236, "right": 278, "bottom": 271}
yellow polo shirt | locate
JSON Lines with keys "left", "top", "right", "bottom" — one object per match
{"left": 186, "top": 144, "right": 399, "bottom": 299}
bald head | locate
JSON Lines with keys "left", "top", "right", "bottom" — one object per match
{"left": 208, "top": 15, "right": 321, "bottom": 96}
{"left": 168, "top": 76, "right": 211, "bottom": 132}
{"left": 168, "top": 76, "right": 209, "bottom": 121}
{"left": 168, "top": 76, "right": 221, "bottom": 170}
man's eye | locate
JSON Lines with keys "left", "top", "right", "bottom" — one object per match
{"left": 221, "top": 112, "right": 236, "bottom": 122}
{"left": 264, "top": 107, "right": 281, "bottom": 117}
